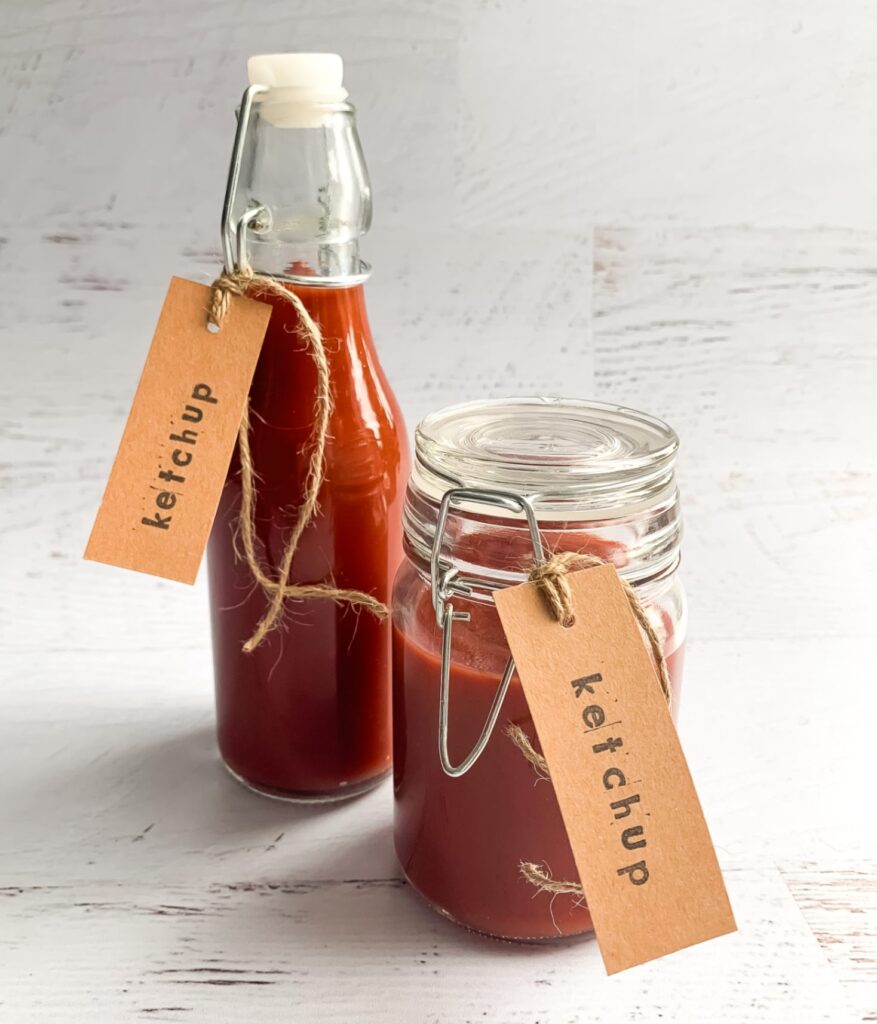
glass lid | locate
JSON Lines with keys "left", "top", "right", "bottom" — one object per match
{"left": 414, "top": 397, "right": 679, "bottom": 511}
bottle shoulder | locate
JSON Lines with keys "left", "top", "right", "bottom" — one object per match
{"left": 245, "top": 282, "right": 409, "bottom": 490}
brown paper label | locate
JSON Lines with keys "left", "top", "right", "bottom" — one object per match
{"left": 84, "top": 277, "right": 271, "bottom": 584}
{"left": 494, "top": 564, "right": 736, "bottom": 974}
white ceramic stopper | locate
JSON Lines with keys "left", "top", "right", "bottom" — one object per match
{"left": 247, "top": 53, "right": 348, "bottom": 127}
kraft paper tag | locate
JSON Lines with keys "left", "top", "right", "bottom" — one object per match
{"left": 494, "top": 564, "right": 736, "bottom": 974}
{"left": 85, "top": 277, "right": 271, "bottom": 584}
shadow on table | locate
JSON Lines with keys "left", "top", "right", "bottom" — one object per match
{"left": 15, "top": 714, "right": 596, "bottom": 963}
{"left": 11, "top": 714, "right": 391, "bottom": 873}
{"left": 117, "top": 720, "right": 390, "bottom": 844}
{"left": 193, "top": 824, "right": 598, "bottom": 965}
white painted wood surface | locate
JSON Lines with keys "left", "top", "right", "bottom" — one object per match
{"left": 1, "top": 1, "right": 875, "bottom": 1021}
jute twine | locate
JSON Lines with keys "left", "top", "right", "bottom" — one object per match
{"left": 511, "top": 550, "right": 672, "bottom": 900}
{"left": 209, "top": 269, "right": 388, "bottom": 653}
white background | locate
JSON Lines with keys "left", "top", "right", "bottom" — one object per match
{"left": 1, "top": 1, "right": 875, "bottom": 1021}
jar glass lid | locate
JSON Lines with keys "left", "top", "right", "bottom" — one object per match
{"left": 414, "top": 397, "right": 678, "bottom": 512}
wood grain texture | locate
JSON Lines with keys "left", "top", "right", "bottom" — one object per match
{"left": 593, "top": 225, "right": 877, "bottom": 643}
{"left": 781, "top": 866, "right": 877, "bottom": 1023}
{"left": 591, "top": 224, "right": 877, "bottom": 1018}
{"left": 1, "top": 0, "right": 875, "bottom": 1020}
{"left": 0, "top": 868, "right": 862, "bottom": 1023}
{"left": 457, "top": 1, "right": 877, "bottom": 229}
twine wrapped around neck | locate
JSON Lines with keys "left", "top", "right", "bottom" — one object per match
{"left": 209, "top": 270, "right": 388, "bottom": 653}
{"left": 512, "top": 549, "right": 673, "bottom": 902}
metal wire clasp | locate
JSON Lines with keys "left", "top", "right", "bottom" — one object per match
{"left": 221, "top": 84, "right": 269, "bottom": 275}
{"left": 430, "top": 488, "right": 545, "bottom": 778}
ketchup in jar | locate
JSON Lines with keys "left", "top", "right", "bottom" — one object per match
{"left": 208, "top": 55, "right": 409, "bottom": 801}
{"left": 392, "top": 398, "right": 685, "bottom": 939}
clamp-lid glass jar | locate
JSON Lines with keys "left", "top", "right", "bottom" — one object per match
{"left": 392, "top": 397, "right": 686, "bottom": 940}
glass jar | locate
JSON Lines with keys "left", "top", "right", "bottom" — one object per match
{"left": 392, "top": 397, "right": 686, "bottom": 940}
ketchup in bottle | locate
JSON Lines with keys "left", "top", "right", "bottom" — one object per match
{"left": 207, "top": 54, "right": 409, "bottom": 801}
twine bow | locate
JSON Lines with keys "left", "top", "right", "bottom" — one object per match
{"left": 511, "top": 549, "right": 673, "bottom": 901}
{"left": 209, "top": 270, "right": 388, "bottom": 653}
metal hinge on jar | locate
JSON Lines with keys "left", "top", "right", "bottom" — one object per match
{"left": 430, "top": 487, "right": 546, "bottom": 779}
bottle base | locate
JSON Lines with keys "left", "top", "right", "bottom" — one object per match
{"left": 222, "top": 758, "right": 391, "bottom": 804}
{"left": 401, "top": 866, "right": 593, "bottom": 944}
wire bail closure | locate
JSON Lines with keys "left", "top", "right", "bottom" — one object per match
{"left": 430, "top": 487, "right": 546, "bottom": 778}
{"left": 221, "top": 85, "right": 269, "bottom": 276}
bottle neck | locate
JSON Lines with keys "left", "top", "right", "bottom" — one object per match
{"left": 232, "top": 100, "right": 371, "bottom": 283}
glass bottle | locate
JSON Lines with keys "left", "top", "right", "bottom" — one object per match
{"left": 208, "top": 54, "right": 409, "bottom": 802}
{"left": 392, "top": 397, "right": 685, "bottom": 939}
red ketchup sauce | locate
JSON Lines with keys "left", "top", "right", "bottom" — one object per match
{"left": 393, "top": 529, "right": 684, "bottom": 939}
{"left": 208, "top": 281, "right": 409, "bottom": 799}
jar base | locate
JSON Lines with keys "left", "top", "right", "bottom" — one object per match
{"left": 401, "top": 867, "right": 593, "bottom": 944}
{"left": 222, "top": 758, "right": 391, "bottom": 804}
